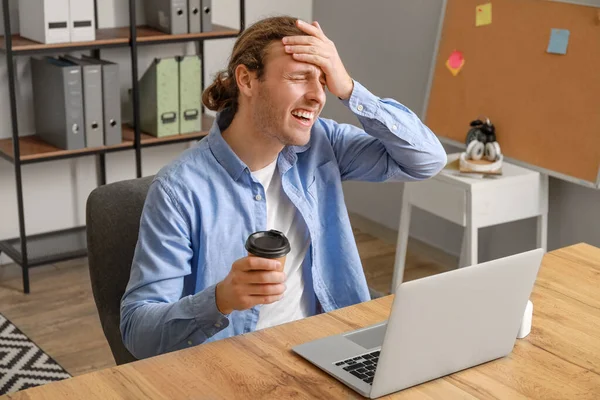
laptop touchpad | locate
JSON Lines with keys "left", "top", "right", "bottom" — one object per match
{"left": 344, "top": 323, "right": 387, "bottom": 350}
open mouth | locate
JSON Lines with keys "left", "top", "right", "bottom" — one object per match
{"left": 291, "top": 109, "right": 315, "bottom": 126}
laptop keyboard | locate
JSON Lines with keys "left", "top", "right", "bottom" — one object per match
{"left": 333, "top": 350, "right": 380, "bottom": 385}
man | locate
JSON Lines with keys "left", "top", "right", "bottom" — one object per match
{"left": 120, "top": 16, "right": 446, "bottom": 360}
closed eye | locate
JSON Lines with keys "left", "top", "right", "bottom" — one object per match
{"left": 289, "top": 76, "right": 326, "bottom": 86}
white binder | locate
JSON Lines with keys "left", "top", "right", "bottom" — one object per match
{"left": 68, "top": 0, "right": 95, "bottom": 42}
{"left": 19, "top": 0, "right": 71, "bottom": 44}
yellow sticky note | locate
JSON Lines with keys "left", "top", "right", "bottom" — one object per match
{"left": 476, "top": 3, "right": 492, "bottom": 27}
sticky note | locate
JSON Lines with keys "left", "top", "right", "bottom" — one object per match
{"left": 446, "top": 50, "right": 464, "bottom": 76}
{"left": 547, "top": 28, "right": 570, "bottom": 54}
{"left": 476, "top": 3, "right": 492, "bottom": 27}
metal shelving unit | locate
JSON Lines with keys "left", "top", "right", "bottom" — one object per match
{"left": 0, "top": 0, "right": 246, "bottom": 293}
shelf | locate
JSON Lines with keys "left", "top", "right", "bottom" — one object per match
{"left": 0, "top": 226, "right": 87, "bottom": 268}
{"left": 135, "top": 24, "right": 240, "bottom": 46}
{"left": 122, "top": 114, "right": 214, "bottom": 147}
{"left": 0, "top": 134, "right": 133, "bottom": 164}
{"left": 0, "top": 27, "right": 131, "bottom": 55}
{"left": 0, "top": 1, "right": 244, "bottom": 294}
{"left": 0, "top": 24, "right": 239, "bottom": 55}
{"left": 0, "top": 114, "right": 214, "bottom": 164}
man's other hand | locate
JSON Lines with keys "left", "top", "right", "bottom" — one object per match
{"left": 215, "top": 256, "right": 286, "bottom": 315}
{"left": 282, "top": 19, "right": 354, "bottom": 100}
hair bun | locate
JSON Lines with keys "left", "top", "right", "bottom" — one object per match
{"left": 202, "top": 70, "right": 235, "bottom": 112}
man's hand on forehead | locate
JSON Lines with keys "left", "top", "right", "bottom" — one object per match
{"left": 282, "top": 19, "right": 354, "bottom": 100}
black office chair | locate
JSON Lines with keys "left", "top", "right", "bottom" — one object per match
{"left": 86, "top": 176, "right": 154, "bottom": 365}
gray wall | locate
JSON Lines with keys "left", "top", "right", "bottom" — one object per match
{"left": 314, "top": 0, "right": 600, "bottom": 260}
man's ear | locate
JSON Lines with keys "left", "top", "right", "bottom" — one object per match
{"left": 235, "top": 64, "right": 256, "bottom": 98}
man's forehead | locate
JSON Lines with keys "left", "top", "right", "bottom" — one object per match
{"left": 267, "top": 41, "right": 325, "bottom": 78}
{"left": 286, "top": 62, "right": 323, "bottom": 77}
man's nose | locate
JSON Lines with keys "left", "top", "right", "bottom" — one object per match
{"left": 305, "top": 80, "right": 326, "bottom": 105}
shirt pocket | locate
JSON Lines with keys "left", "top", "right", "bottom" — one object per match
{"left": 307, "top": 160, "right": 340, "bottom": 199}
{"left": 307, "top": 160, "right": 345, "bottom": 227}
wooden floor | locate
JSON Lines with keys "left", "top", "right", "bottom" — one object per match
{"left": 0, "top": 228, "right": 456, "bottom": 377}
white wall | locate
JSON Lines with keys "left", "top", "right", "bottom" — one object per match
{"left": 314, "top": 0, "right": 600, "bottom": 261}
{"left": 0, "top": 0, "right": 312, "bottom": 265}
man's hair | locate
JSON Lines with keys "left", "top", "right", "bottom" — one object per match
{"left": 202, "top": 16, "right": 308, "bottom": 115}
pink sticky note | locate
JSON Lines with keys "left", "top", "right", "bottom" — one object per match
{"left": 446, "top": 50, "right": 465, "bottom": 76}
{"left": 448, "top": 50, "right": 464, "bottom": 69}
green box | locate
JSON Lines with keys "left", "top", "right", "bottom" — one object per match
{"left": 178, "top": 55, "right": 202, "bottom": 134}
{"left": 138, "top": 57, "right": 179, "bottom": 137}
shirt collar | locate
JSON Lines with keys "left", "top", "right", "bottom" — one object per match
{"left": 207, "top": 109, "right": 312, "bottom": 181}
{"left": 206, "top": 110, "right": 248, "bottom": 181}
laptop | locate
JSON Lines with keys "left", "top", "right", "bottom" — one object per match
{"left": 292, "top": 248, "right": 544, "bottom": 398}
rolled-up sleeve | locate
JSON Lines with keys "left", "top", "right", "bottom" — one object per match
{"left": 321, "top": 79, "right": 447, "bottom": 182}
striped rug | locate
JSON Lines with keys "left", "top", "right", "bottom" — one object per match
{"left": 0, "top": 313, "right": 71, "bottom": 395}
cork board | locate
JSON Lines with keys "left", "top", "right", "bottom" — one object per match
{"left": 424, "top": 0, "right": 600, "bottom": 186}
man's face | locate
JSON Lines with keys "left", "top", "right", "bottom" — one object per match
{"left": 250, "top": 41, "right": 327, "bottom": 147}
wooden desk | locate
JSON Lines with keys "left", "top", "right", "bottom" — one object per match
{"left": 5, "top": 243, "right": 600, "bottom": 399}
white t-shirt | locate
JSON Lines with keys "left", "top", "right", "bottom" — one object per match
{"left": 251, "top": 158, "right": 311, "bottom": 330}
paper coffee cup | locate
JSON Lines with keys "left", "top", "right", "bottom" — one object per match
{"left": 245, "top": 230, "right": 291, "bottom": 271}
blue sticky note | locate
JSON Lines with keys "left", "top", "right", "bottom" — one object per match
{"left": 547, "top": 28, "right": 570, "bottom": 55}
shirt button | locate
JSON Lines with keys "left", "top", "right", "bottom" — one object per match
{"left": 255, "top": 194, "right": 262, "bottom": 201}
{"left": 357, "top": 104, "right": 364, "bottom": 112}
{"left": 188, "top": 340, "right": 192, "bottom": 345}
{"left": 392, "top": 125, "right": 397, "bottom": 131}
{"left": 215, "top": 322, "right": 222, "bottom": 328}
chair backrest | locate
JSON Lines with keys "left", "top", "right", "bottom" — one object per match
{"left": 85, "top": 175, "right": 155, "bottom": 365}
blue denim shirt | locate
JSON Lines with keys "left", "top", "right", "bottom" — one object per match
{"left": 120, "top": 80, "right": 446, "bottom": 360}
